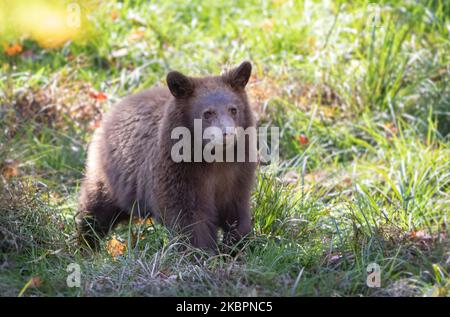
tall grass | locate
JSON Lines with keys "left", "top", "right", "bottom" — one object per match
{"left": 0, "top": 0, "right": 448, "bottom": 296}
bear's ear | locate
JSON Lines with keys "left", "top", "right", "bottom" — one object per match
{"left": 167, "top": 71, "right": 194, "bottom": 98}
{"left": 225, "top": 61, "right": 252, "bottom": 90}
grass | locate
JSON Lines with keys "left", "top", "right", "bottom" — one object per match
{"left": 0, "top": 0, "right": 449, "bottom": 296}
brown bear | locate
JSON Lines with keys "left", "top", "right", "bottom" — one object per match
{"left": 76, "top": 61, "right": 256, "bottom": 251}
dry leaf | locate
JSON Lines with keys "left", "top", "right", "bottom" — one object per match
{"left": 1, "top": 160, "right": 19, "bottom": 179}
{"left": 408, "top": 230, "right": 432, "bottom": 240}
{"left": 89, "top": 91, "right": 108, "bottom": 102}
{"left": 30, "top": 276, "right": 42, "bottom": 288}
{"left": 4, "top": 42, "right": 23, "bottom": 56}
{"left": 128, "top": 29, "right": 145, "bottom": 42}
{"left": 107, "top": 236, "right": 126, "bottom": 258}
{"left": 307, "top": 36, "right": 317, "bottom": 48}
{"left": 134, "top": 218, "right": 153, "bottom": 225}
{"left": 110, "top": 9, "right": 119, "bottom": 21}
{"left": 342, "top": 176, "right": 352, "bottom": 185}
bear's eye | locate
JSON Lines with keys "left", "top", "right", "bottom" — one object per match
{"left": 203, "top": 110, "right": 213, "bottom": 119}
{"left": 229, "top": 107, "right": 238, "bottom": 115}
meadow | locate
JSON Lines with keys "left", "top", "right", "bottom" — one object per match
{"left": 0, "top": 0, "right": 449, "bottom": 296}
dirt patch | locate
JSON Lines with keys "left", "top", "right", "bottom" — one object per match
{"left": 248, "top": 72, "right": 348, "bottom": 124}
{"left": 5, "top": 72, "right": 105, "bottom": 137}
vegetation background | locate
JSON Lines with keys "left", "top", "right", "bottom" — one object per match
{"left": 0, "top": 0, "right": 448, "bottom": 296}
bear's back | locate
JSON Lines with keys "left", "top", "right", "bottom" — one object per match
{"left": 94, "top": 87, "right": 172, "bottom": 211}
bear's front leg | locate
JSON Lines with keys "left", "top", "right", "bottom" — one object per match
{"left": 165, "top": 208, "right": 218, "bottom": 251}
{"left": 220, "top": 198, "right": 252, "bottom": 252}
{"left": 76, "top": 179, "right": 128, "bottom": 249}
{"left": 222, "top": 210, "right": 251, "bottom": 249}
{"left": 219, "top": 163, "right": 255, "bottom": 252}
{"left": 160, "top": 181, "right": 219, "bottom": 251}
{"left": 189, "top": 213, "right": 218, "bottom": 250}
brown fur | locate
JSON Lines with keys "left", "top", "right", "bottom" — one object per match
{"left": 76, "top": 62, "right": 256, "bottom": 251}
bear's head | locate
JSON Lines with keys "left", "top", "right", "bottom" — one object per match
{"left": 166, "top": 61, "right": 253, "bottom": 148}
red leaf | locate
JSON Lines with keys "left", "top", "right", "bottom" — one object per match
{"left": 3, "top": 42, "right": 23, "bottom": 56}
{"left": 96, "top": 92, "right": 108, "bottom": 101}
{"left": 409, "top": 230, "right": 432, "bottom": 240}
{"left": 89, "top": 91, "right": 108, "bottom": 102}
{"left": 297, "top": 134, "right": 309, "bottom": 145}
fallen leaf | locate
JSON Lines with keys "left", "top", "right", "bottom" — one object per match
{"left": 134, "top": 218, "right": 153, "bottom": 225}
{"left": 111, "top": 9, "right": 119, "bottom": 21}
{"left": 128, "top": 29, "right": 145, "bottom": 42}
{"left": 107, "top": 236, "right": 126, "bottom": 258}
{"left": 409, "top": 230, "right": 432, "bottom": 240}
{"left": 30, "top": 276, "right": 42, "bottom": 288}
{"left": 297, "top": 134, "right": 309, "bottom": 145}
{"left": 89, "top": 91, "right": 108, "bottom": 102}
{"left": 3, "top": 42, "right": 23, "bottom": 56}
{"left": 307, "top": 36, "right": 317, "bottom": 48}
{"left": 342, "top": 176, "right": 352, "bottom": 185}
{"left": 1, "top": 159, "right": 19, "bottom": 179}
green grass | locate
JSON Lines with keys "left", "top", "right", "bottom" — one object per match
{"left": 0, "top": 0, "right": 449, "bottom": 296}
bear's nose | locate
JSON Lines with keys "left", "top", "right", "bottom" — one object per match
{"left": 223, "top": 131, "right": 236, "bottom": 143}
{"left": 223, "top": 130, "right": 236, "bottom": 137}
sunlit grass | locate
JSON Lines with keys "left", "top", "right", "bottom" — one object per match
{"left": 0, "top": 0, "right": 449, "bottom": 296}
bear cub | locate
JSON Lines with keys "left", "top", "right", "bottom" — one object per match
{"left": 76, "top": 61, "right": 256, "bottom": 251}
